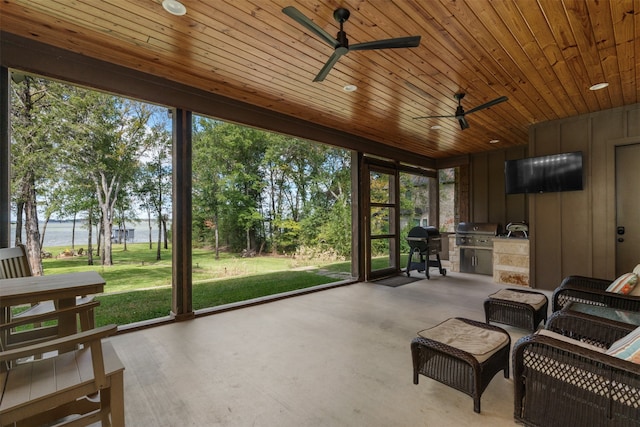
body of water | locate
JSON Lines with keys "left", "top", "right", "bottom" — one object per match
{"left": 10, "top": 220, "right": 161, "bottom": 248}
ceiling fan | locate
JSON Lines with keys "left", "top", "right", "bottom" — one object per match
{"left": 414, "top": 93, "right": 508, "bottom": 130}
{"left": 283, "top": 6, "right": 421, "bottom": 82}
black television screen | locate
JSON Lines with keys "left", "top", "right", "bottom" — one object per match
{"left": 505, "top": 152, "right": 583, "bottom": 194}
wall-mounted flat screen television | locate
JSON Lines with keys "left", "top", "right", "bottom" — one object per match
{"left": 505, "top": 151, "right": 584, "bottom": 194}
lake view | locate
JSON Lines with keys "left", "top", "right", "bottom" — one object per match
{"left": 10, "top": 220, "right": 161, "bottom": 249}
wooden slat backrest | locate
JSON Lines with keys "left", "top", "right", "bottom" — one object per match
{"left": 0, "top": 245, "right": 32, "bottom": 279}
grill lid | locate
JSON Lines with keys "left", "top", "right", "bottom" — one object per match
{"left": 407, "top": 226, "right": 440, "bottom": 239}
{"left": 456, "top": 222, "right": 499, "bottom": 235}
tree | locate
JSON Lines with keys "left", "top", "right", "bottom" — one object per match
{"left": 133, "top": 163, "right": 159, "bottom": 250}
{"left": 61, "top": 90, "right": 155, "bottom": 265}
{"left": 10, "top": 76, "right": 66, "bottom": 274}
{"left": 192, "top": 118, "right": 224, "bottom": 256}
{"left": 192, "top": 118, "right": 353, "bottom": 258}
{"left": 262, "top": 135, "right": 333, "bottom": 254}
{"left": 300, "top": 147, "right": 352, "bottom": 256}
{"left": 193, "top": 120, "right": 267, "bottom": 253}
{"left": 132, "top": 118, "right": 172, "bottom": 259}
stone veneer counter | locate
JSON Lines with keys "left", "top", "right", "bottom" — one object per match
{"left": 492, "top": 238, "right": 529, "bottom": 287}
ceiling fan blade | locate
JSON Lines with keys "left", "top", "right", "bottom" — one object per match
{"left": 413, "top": 114, "right": 455, "bottom": 119}
{"left": 282, "top": 6, "right": 339, "bottom": 48}
{"left": 458, "top": 116, "right": 470, "bottom": 130}
{"left": 465, "top": 96, "right": 508, "bottom": 115}
{"left": 313, "top": 51, "right": 345, "bottom": 82}
{"left": 350, "top": 36, "right": 421, "bottom": 51}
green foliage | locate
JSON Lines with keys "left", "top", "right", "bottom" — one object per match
{"left": 192, "top": 117, "right": 353, "bottom": 256}
{"left": 192, "top": 120, "right": 267, "bottom": 251}
{"left": 315, "top": 194, "right": 351, "bottom": 256}
{"left": 271, "top": 217, "right": 301, "bottom": 254}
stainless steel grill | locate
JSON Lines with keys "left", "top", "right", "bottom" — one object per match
{"left": 455, "top": 222, "right": 499, "bottom": 275}
{"left": 455, "top": 222, "right": 499, "bottom": 248}
{"left": 406, "top": 226, "right": 446, "bottom": 279}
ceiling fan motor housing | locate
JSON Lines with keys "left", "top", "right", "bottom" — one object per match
{"left": 336, "top": 31, "right": 349, "bottom": 50}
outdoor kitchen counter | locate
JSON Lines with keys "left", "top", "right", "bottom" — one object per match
{"left": 492, "top": 238, "right": 530, "bottom": 287}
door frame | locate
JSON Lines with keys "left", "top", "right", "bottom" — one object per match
{"left": 605, "top": 137, "right": 640, "bottom": 278}
{"left": 362, "top": 160, "right": 400, "bottom": 281}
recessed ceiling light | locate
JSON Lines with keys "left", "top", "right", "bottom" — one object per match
{"left": 589, "top": 82, "right": 609, "bottom": 91}
{"left": 162, "top": 0, "right": 187, "bottom": 16}
{"left": 489, "top": 139, "right": 499, "bottom": 144}
{"left": 430, "top": 125, "right": 442, "bottom": 130}
{"left": 343, "top": 84, "right": 357, "bottom": 92}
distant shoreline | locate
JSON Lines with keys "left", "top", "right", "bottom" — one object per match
{"left": 11, "top": 220, "right": 163, "bottom": 248}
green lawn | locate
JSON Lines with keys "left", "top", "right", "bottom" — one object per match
{"left": 39, "top": 244, "right": 410, "bottom": 327}
{"left": 40, "top": 244, "right": 351, "bottom": 326}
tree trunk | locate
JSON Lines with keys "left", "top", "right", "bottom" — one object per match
{"left": 95, "top": 173, "right": 118, "bottom": 266}
{"left": 71, "top": 213, "right": 77, "bottom": 250}
{"left": 122, "top": 218, "right": 128, "bottom": 251}
{"left": 147, "top": 210, "right": 152, "bottom": 249}
{"left": 23, "top": 176, "right": 43, "bottom": 276}
{"left": 87, "top": 211, "right": 94, "bottom": 265}
{"left": 96, "top": 221, "right": 101, "bottom": 260}
{"left": 156, "top": 210, "right": 162, "bottom": 261}
{"left": 101, "top": 205, "right": 113, "bottom": 266}
{"left": 14, "top": 202, "right": 24, "bottom": 246}
{"left": 162, "top": 215, "right": 168, "bottom": 249}
{"left": 157, "top": 155, "right": 162, "bottom": 259}
{"left": 40, "top": 213, "right": 50, "bottom": 250}
{"left": 214, "top": 215, "right": 219, "bottom": 260}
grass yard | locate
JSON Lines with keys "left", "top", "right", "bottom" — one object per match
{"left": 41, "top": 243, "right": 351, "bottom": 326}
{"left": 38, "top": 244, "right": 410, "bottom": 327}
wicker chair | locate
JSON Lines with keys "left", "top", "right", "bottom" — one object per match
{"left": 513, "top": 312, "right": 640, "bottom": 427}
{"left": 551, "top": 275, "right": 640, "bottom": 312}
{"left": 545, "top": 309, "right": 636, "bottom": 349}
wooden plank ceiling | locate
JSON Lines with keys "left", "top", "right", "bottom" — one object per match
{"left": 1, "top": 0, "right": 638, "bottom": 159}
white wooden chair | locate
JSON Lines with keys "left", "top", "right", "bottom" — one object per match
{"left": 0, "top": 323, "right": 125, "bottom": 426}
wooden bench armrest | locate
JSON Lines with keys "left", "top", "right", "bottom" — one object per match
{"left": 0, "top": 324, "right": 117, "bottom": 363}
{"left": 0, "top": 301, "right": 100, "bottom": 331}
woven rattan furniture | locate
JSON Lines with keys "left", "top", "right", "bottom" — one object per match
{"left": 411, "top": 317, "right": 510, "bottom": 413}
{"left": 514, "top": 314, "right": 640, "bottom": 427}
{"left": 484, "top": 288, "right": 548, "bottom": 332}
{"left": 546, "top": 309, "right": 636, "bottom": 349}
{"left": 552, "top": 275, "right": 640, "bottom": 312}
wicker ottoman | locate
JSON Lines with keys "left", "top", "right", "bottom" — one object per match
{"left": 411, "top": 317, "right": 511, "bottom": 413}
{"left": 484, "top": 288, "right": 548, "bottom": 332}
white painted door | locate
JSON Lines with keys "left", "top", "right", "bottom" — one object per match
{"left": 615, "top": 143, "right": 640, "bottom": 275}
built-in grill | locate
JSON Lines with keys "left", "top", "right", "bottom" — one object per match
{"left": 406, "top": 226, "right": 446, "bottom": 279}
{"left": 455, "top": 222, "right": 499, "bottom": 275}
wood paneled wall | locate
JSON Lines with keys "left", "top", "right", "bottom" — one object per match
{"left": 528, "top": 103, "right": 640, "bottom": 290}
{"left": 467, "top": 146, "right": 528, "bottom": 230}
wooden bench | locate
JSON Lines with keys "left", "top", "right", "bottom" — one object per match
{"left": 0, "top": 324, "right": 125, "bottom": 426}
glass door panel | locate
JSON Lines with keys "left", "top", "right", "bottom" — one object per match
{"left": 367, "top": 166, "right": 398, "bottom": 279}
